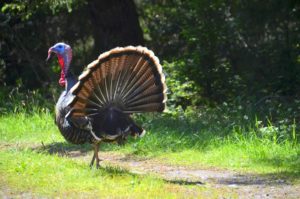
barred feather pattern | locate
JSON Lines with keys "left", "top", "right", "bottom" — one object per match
{"left": 67, "top": 46, "right": 167, "bottom": 118}
{"left": 56, "top": 46, "right": 167, "bottom": 143}
{"left": 55, "top": 91, "right": 95, "bottom": 144}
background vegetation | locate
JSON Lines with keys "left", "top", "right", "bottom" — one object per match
{"left": 1, "top": 0, "right": 299, "bottom": 101}
{"left": 1, "top": 0, "right": 300, "bottom": 197}
{"left": 1, "top": 0, "right": 300, "bottom": 130}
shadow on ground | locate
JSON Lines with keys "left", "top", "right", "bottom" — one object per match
{"left": 33, "top": 142, "right": 141, "bottom": 177}
{"left": 34, "top": 142, "right": 93, "bottom": 157}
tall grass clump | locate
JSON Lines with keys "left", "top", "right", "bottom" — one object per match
{"left": 0, "top": 85, "right": 60, "bottom": 114}
{"left": 129, "top": 96, "right": 300, "bottom": 152}
{"left": 0, "top": 86, "right": 62, "bottom": 143}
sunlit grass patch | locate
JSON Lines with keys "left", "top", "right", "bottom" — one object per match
{"left": 0, "top": 112, "right": 62, "bottom": 143}
{"left": 112, "top": 117, "right": 300, "bottom": 178}
{"left": 0, "top": 149, "right": 215, "bottom": 198}
{"left": 1, "top": 110, "right": 300, "bottom": 179}
{"left": 157, "top": 140, "right": 300, "bottom": 175}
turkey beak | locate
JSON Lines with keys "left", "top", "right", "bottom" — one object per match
{"left": 46, "top": 48, "right": 54, "bottom": 62}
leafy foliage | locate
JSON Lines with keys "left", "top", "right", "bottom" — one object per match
{"left": 138, "top": 0, "right": 300, "bottom": 104}
{"left": 163, "top": 60, "right": 199, "bottom": 109}
{"left": 0, "top": 0, "right": 143, "bottom": 89}
{"left": 2, "top": 0, "right": 300, "bottom": 106}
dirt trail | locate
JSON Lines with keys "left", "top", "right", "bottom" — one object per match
{"left": 71, "top": 151, "right": 300, "bottom": 199}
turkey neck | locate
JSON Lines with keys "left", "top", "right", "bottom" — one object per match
{"left": 65, "top": 71, "right": 77, "bottom": 92}
{"left": 60, "top": 50, "right": 77, "bottom": 92}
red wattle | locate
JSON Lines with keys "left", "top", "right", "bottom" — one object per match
{"left": 59, "top": 71, "right": 66, "bottom": 87}
{"left": 57, "top": 54, "right": 66, "bottom": 87}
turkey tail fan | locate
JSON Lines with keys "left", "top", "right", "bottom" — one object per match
{"left": 67, "top": 46, "right": 167, "bottom": 118}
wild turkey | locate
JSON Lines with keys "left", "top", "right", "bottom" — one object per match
{"left": 46, "top": 42, "right": 167, "bottom": 168}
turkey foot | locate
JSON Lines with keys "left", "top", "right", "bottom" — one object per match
{"left": 90, "top": 143, "right": 102, "bottom": 169}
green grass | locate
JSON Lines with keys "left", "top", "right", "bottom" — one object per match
{"left": 158, "top": 140, "right": 300, "bottom": 174}
{"left": 1, "top": 110, "right": 300, "bottom": 197}
{"left": 0, "top": 111, "right": 61, "bottom": 143}
{"left": 116, "top": 115, "right": 300, "bottom": 176}
{"left": 0, "top": 112, "right": 233, "bottom": 198}
{"left": 1, "top": 112, "right": 300, "bottom": 175}
{"left": 0, "top": 149, "right": 215, "bottom": 198}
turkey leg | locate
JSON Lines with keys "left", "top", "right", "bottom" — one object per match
{"left": 90, "top": 143, "right": 101, "bottom": 168}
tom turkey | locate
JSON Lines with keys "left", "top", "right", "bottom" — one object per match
{"left": 46, "top": 43, "right": 167, "bottom": 168}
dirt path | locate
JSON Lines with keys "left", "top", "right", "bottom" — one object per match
{"left": 73, "top": 151, "right": 300, "bottom": 199}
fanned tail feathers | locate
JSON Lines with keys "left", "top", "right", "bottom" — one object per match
{"left": 67, "top": 46, "right": 167, "bottom": 118}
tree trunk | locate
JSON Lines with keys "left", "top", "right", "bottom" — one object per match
{"left": 88, "top": 0, "right": 144, "bottom": 56}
